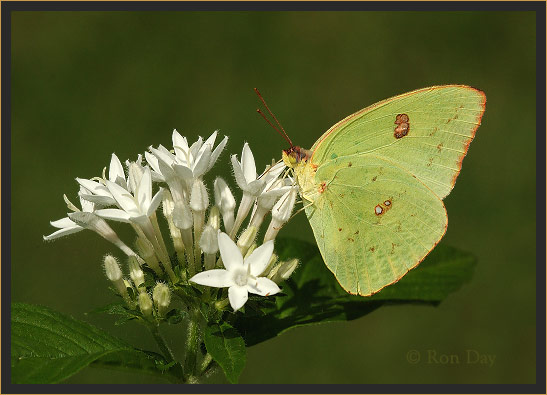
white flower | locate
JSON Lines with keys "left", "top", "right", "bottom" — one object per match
{"left": 94, "top": 167, "right": 163, "bottom": 225}
{"left": 231, "top": 142, "right": 265, "bottom": 196}
{"left": 190, "top": 232, "right": 280, "bottom": 311}
{"left": 43, "top": 187, "right": 139, "bottom": 258}
{"left": 77, "top": 153, "right": 128, "bottom": 206}
{"left": 147, "top": 130, "right": 228, "bottom": 187}
{"left": 264, "top": 187, "right": 298, "bottom": 242}
{"left": 43, "top": 187, "right": 95, "bottom": 240}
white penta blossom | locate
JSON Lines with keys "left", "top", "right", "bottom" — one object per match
{"left": 231, "top": 142, "right": 265, "bottom": 196}
{"left": 94, "top": 167, "right": 163, "bottom": 225}
{"left": 190, "top": 232, "right": 281, "bottom": 311}
{"left": 76, "top": 153, "right": 127, "bottom": 206}
{"left": 146, "top": 130, "right": 227, "bottom": 202}
{"left": 45, "top": 128, "right": 298, "bottom": 316}
{"left": 43, "top": 186, "right": 138, "bottom": 258}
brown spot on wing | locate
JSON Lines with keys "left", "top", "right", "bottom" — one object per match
{"left": 318, "top": 181, "right": 327, "bottom": 193}
{"left": 437, "top": 143, "right": 443, "bottom": 153}
{"left": 394, "top": 113, "right": 410, "bottom": 139}
{"left": 338, "top": 228, "right": 342, "bottom": 232}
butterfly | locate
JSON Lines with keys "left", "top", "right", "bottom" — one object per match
{"left": 275, "top": 85, "right": 486, "bottom": 296}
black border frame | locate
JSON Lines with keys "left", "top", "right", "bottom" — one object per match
{"left": 2, "top": 1, "right": 545, "bottom": 394}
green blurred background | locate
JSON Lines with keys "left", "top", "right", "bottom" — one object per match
{"left": 11, "top": 11, "right": 536, "bottom": 384}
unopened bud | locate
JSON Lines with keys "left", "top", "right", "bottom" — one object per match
{"left": 104, "top": 255, "right": 122, "bottom": 281}
{"left": 153, "top": 282, "right": 171, "bottom": 316}
{"left": 190, "top": 179, "right": 209, "bottom": 212}
{"left": 237, "top": 226, "right": 257, "bottom": 256}
{"left": 200, "top": 225, "right": 219, "bottom": 255}
{"left": 279, "top": 258, "right": 299, "bottom": 280}
{"left": 172, "top": 200, "right": 193, "bottom": 230}
{"left": 264, "top": 188, "right": 297, "bottom": 242}
{"left": 208, "top": 206, "right": 221, "bottom": 230}
{"left": 128, "top": 256, "right": 145, "bottom": 290}
{"left": 162, "top": 189, "right": 175, "bottom": 219}
{"left": 214, "top": 177, "right": 236, "bottom": 232}
{"left": 138, "top": 292, "right": 153, "bottom": 318}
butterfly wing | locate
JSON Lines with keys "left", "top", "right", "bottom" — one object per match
{"left": 310, "top": 85, "right": 486, "bottom": 199}
{"left": 303, "top": 155, "right": 447, "bottom": 296}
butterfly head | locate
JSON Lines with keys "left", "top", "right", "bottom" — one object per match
{"left": 282, "top": 146, "right": 311, "bottom": 169}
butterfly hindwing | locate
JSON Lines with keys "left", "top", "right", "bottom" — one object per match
{"left": 304, "top": 154, "right": 447, "bottom": 296}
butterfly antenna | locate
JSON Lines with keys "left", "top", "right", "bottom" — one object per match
{"left": 254, "top": 88, "right": 293, "bottom": 147}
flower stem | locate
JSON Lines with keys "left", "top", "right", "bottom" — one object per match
{"left": 199, "top": 353, "right": 214, "bottom": 375}
{"left": 149, "top": 324, "right": 177, "bottom": 364}
{"left": 184, "top": 309, "right": 201, "bottom": 380}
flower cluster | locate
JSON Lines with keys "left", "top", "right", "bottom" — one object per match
{"left": 44, "top": 130, "right": 299, "bottom": 313}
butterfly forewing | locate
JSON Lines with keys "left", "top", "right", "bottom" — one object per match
{"left": 311, "top": 85, "right": 486, "bottom": 199}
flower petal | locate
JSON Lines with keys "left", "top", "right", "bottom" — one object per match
{"left": 247, "top": 277, "right": 281, "bottom": 297}
{"left": 231, "top": 155, "right": 247, "bottom": 190}
{"left": 203, "top": 130, "right": 218, "bottom": 148}
{"left": 50, "top": 217, "right": 76, "bottom": 229}
{"left": 78, "top": 193, "right": 117, "bottom": 206}
{"left": 190, "top": 269, "right": 233, "bottom": 288}
{"left": 43, "top": 226, "right": 83, "bottom": 240}
{"left": 190, "top": 137, "right": 203, "bottom": 159}
{"left": 147, "top": 188, "right": 164, "bottom": 217}
{"left": 191, "top": 146, "right": 211, "bottom": 178}
{"left": 241, "top": 143, "right": 257, "bottom": 184}
{"left": 172, "top": 129, "right": 190, "bottom": 161}
{"left": 136, "top": 167, "right": 152, "bottom": 211}
{"left": 208, "top": 135, "right": 228, "bottom": 172}
{"left": 76, "top": 178, "right": 111, "bottom": 197}
{"left": 173, "top": 163, "right": 194, "bottom": 181}
{"left": 228, "top": 285, "right": 248, "bottom": 311}
{"left": 109, "top": 153, "right": 127, "bottom": 188}
{"left": 94, "top": 208, "right": 132, "bottom": 223}
{"left": 218, "top": 232, "right": 243, "bottom": 271}
{"left": 105, "top": 180, "right": 138, "bottom": 214}
{"left": 247, "top": 240, "right": 274, "bottom": 276}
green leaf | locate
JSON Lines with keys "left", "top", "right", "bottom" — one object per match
{"left": 11, "top": 303, "right": 152, "bottom": 383}
{"left": 88, "top": 302, "right": 142, "bottom": 326}
{"left": 234, "top": 238, "right": 476, "bottom": 346}
{"left": 203, "top": 322, "right": 246, "bottom": 383}
{"left": 91, "top": 349, "right": 182, "bottom": 381}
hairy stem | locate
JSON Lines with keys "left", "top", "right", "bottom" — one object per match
{"left": 184, "top": 309, "right": 201, "bottom": 380}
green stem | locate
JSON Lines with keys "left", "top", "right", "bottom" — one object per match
{"left": 184, "top": 309, "right": 201, "bottom": 380}
{"left": 199, "top": 352, "right": 214, "bottom": 375}
{"left": 149, "top": 324, "right": 176, "bottom": 364}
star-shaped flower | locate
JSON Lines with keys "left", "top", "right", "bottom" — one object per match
{"left": 189, "top": 232, "right": 280, "bottom": 311}
{"left": 231, "top": 142, "right": 265, "bottom": 196}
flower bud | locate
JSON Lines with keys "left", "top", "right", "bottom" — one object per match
{"left": 172, "top": 200, "right": 193, "bottom": 230}
{"left": 264, "top": 188, "right": 297, "bottom": 242}
{"left": 138, "top": 292, "right": 153, "bottom": 318}
{"left": 153, "top": 282, "right": 171, "bottom": 317}
{"left": 200, "top": 225, "right": 219, "bottom": 255}
{"left": 190, "top": 179, "right": 209, "bottom": 213}
{"left": 136, "top": 236, "right": 163, "bottom": 275}
{"left": 208, "top": 206, "right": 221, "bottom": 230}
{"left": 214, "top": 177, "right": 236, "bottom": 232}
{"left": 278, "top": 258, "right": 299, "bottom": 280}
{"left": 237, "top": 226, "right": 257, "bottom": 256}
{"left": 162, "top": 189, "right": 175, "bottom": 219}
{"left": 104, "top": 255, "right": 122, "bottom": 281}
{"left": 128, "top": 256, "right": 145, "bottom": 291}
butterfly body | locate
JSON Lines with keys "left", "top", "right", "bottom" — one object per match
{"left": 284, "top": 85, "right": 486, "bottom": 296}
